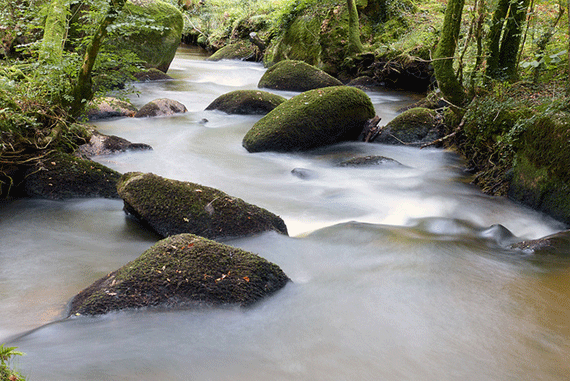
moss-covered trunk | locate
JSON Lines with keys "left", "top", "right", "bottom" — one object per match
{"left": 432, "top": 0, "right": 466, "bottom": 108}
{"left": 69, "top": 0, "right": 127, "bottom": 117}
{"left": 39, "top": 0, "right": 68, "bottom": 62}
{"left": 347, "top": 0, "right": 364, "bottom": 54}
{"left": 486, "top": 0, "right": 530, "bottom": 81}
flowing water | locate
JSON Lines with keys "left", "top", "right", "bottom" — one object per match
{"left": 2, "top": 47, "right": 570, "bottom": 380}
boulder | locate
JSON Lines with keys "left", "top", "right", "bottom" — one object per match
{"left": 110, "top": 0, "right": 184, "bottom": 72}
{"left": 86, "top": 97, "right": 138, "bottom": 121}
{"left": 205, "top": 90, "right": 286, "bottom": 115}
{"left": 507, "top": 114, "right": 570, "bottom": 226}
{"left": 206, "top": 40, "right": 261, "bottom": 62}
{"left": 133, "top": 68, "right": 174, "bottom": 81}
{"left": 242, "top": 86, "right": 376, "bottom": 153}
{"left": 258, "top": 60, "right": 343, "bottom": 92}
{"left": 116, "top": 172, "right": 288, "bottom": 239}
{"left": 24, "top": 152, "right": 121, "bottom": 199}
{"left": 134, "top": 98, "right": 187, "bottom": 118}
{"left": 77, "top": 131, "right": 152, "bottom": 157}
{"left": 375, "top": 107, "right": 442, "bottom": 146}
{"left": 509, "top": 230, "right": 570, "bottom": 256}
{"left": 338, "top": 155, "right": 404, "bottom": 167}
{"left": 68, "top": 233, "right": 290, "bottom": 315}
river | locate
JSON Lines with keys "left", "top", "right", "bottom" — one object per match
{"left": 2, "top": 47, "right": 570, "bottom": 380}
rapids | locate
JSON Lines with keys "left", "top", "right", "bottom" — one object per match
{"left": 1, "top": 47, "right": 570, "bottom": 380}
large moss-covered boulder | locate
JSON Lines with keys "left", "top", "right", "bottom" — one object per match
{"left": 68, "top": 233, "right": 290, "bottom": 315}
{"left": 258, "top": 60, "right": 343, "bottom": 92}
{"left": 24, "top": 152, "right": 121, "bottom": 199}
{"left": 205, "top": 90, "right": 286, "bottom": 115}
{"left": 375, "top": 107, "right": 442, "bottom": 145}
{"left": 508, "top": 114, "right": 570, "bottom": 225}
{"left": 242, "top": 86, "right": 375, "bottom": 153}
{"left": 509, "top": 230, "right": 570, "bottom": 256}
{"left": 110, "top": 0, "right": 183, "bottom": 72}
{"left": 117, "top": 172, "right": 288, "bottom": 239}
{"left": 206, "top": 40, "right": 261, "bottom": 62}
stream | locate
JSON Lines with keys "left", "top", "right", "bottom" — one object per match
{"left": 2, "top": 47, "right": 570, "bottom": 380}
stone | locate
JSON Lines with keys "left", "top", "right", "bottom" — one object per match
{"left": 24, "top": 152, "right": 121, "bottom": 199}
{"left": 116, "top": 172, "right": 288, "bottom": 239}
{"left": 68, "top": 233, "right": 290, "bottom": 315}
{"left": 242, "top": 86, "right": 376, "bottom": 153}
{"left": 134, "top": 98, "right": 187, "bottom": 118}
{"left": 205, "top": 90, "right": 286, "bottom": 115}
{"left": 375, "top": 107, "right": 442, "bottom": 145}
{"left": 258, "top": 60, "right": 343, "bottom": 92}
{"left": 77, "top": 131, "right": 152, "bottom": 157}
{"left": 86, "top": 97, "right": 138, "bottom": 121}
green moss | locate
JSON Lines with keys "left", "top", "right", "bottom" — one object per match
{"left": 23, "top": 152, "right": 121, "bottom": 199}
{"left": 242, "top": 86, "right": 375, "bottom": 152}
{"left": 69, "top": 233, "right": 290, "bottom": 315}
{"left": 110, "top": 0, "right": 184, "bottom": 72}
{"left": 258, "top": 60, "right": 342, "bottom": 92}
{"left": 205, "top": 90, "right": 286, "bottom": 114}
{"left": 206, "top": 40, "right": 261, "bottom": 61}
{"left": 381, "top": 107, "right": 440, "bottom": 144}
{"left": 117, "top": 172, "right": 288, "bottom": 239}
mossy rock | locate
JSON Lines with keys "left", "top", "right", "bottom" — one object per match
{"left": 134, "top": 98, "right": 187, "bottom": 118}
{"left": 68, "top": 233, "right": 290, "bottom": 315}
{"left": 258, "top": 60, "right": 343, "bottom": 92}
{"left": 376, "top": 107, "right": 442, "bottom": 145}
{"left": 242, "top": 86, "right": 376, "bottom": 153}
{"left": 506, "top": 113, "right": 570, "bottom": 225}
{"left": 206, "top": 40, "right": 261, "bottom": 62}
{"left": 133, "top": 68, "right": 174, "bottom": 81}
{"left": 509, "top": 230, "right": 570, "bottom": 256}
{"left": 24, "top": 152, "right": 121, "bottom": 199}
{"left": 109, "top": 0, "right": 184, "bottom": 72}
{"left": 117, "top": 172, "right": 288, "bottom": 239}
{"left": 86, "top": 97, "right": 138, "bottom": 121}
{"left": 205, "top": 90, "right": 286, "bottom": 115}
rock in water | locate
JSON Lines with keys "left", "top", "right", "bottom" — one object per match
{"left": 205, "top": 90, "right": 286, "bottom": 115}
{"left": 68, "top": 233, "right": 290, "bottom": 315}
{"left": 242, "top": 86, "right": 376, "bottom": 152}
{"left": 134, "top": 98, "right": 187, "bottom": 118}
{"left": 258, "top": 60, "right": 343, "bottom": 92}
{"left": 116, "top": 172, "right": 288, "bottom": 239}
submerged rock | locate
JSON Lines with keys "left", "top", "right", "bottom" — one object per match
{"left": 77, "top": 131, "right": 152, "bottom": 157}
{"left": 242, "top": 86, "right": 376, "bottom": 153}
{"left": 509, "top": 230, "right": 570, "bottom": 256}
{"left": 375, "top": 107, "right": 443, "bottom": 146}
{"left": 117, "top": 172, "right": 288, "bottom": 239}
{"left": 24, "top": 152, "right": 121, "bottom": 199}
{"left": 134, "top": 98, "right": 187, "bottom": 118}
{"left": 86, "top": 97, "right": 138, "bottom": 121}
{"left": 258, "top": 60, "right": 343, "bottom": 92}
{"left": 68, "top": 233, "right": 290, "bottom": 315}
{"left": 205, "top": 90, "right": 286, "bottom": 115}
{"left": 338, "top": 155, "right": 404, "bottom": 167}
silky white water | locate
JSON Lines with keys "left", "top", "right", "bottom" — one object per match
{"left": 1, "top": 47, "right": 570, "bottom": 380}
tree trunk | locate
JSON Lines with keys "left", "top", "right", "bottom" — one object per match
{"left": 497, "top": 0, "right": 530, "bottom": 80}
{"left": 432, "top": 0, "right": 466, "bottom": 108}
{"left": 347, "top": 0, "right": 364, "bottom": 54}
{"left": 39, "top": 0, "right": 68, "bottom": 62}
{"left": 69, "top": 0, "right": 127, "bottom": 117}
{"left": 486, "top": 0, "right": 530, "bottom": 81}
